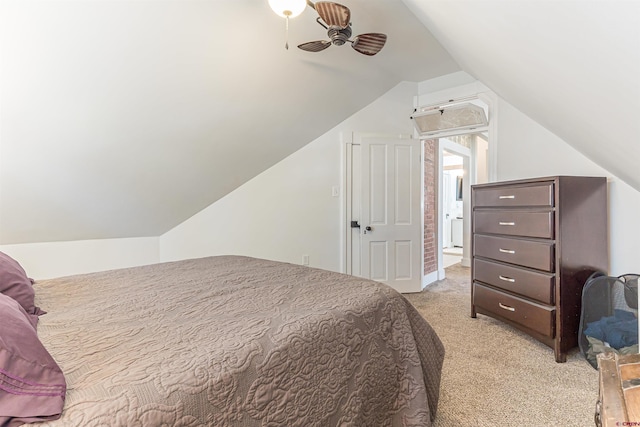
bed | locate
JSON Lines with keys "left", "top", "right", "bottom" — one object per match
{"left": 3, "top": 255, "right": 444, "bottom": 426}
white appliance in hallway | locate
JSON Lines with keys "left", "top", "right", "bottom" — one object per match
{"left": 442, "top": 151, "right": 464, "bottom": 249}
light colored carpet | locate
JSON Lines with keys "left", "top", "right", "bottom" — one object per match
{"left": 404, "top": 263, "right": 599, "bottom": 427}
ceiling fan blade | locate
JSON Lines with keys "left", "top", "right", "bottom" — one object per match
{"left": 351, "top": 33, "right": 387, "bottom": 56}
{"left": 298, "top": 40, "right": 332, "bottom": 53}
{"left": 315, "top": 1, "right": 350, "bottom": 28}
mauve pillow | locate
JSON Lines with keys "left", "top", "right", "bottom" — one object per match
{"left": 0, "top": 293, "right": 66, "bottom": 426}
{"left": 0, "top": 251, "right": 44, "bottom": 327}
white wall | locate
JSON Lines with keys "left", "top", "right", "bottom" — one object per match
{"left": 160, "top": 81, "right": 418, "bottom": 271}
{"left": 5, "top": 73, "right": 636, "bottom": 280}
{"left": 496, "top": 100, "right": 640, "bottom": 275}
{"left": 0, "top": 237, "right": 159, "bottom": 280}
{"left": 161, "top": 73, "right": 638, "bottom": 277}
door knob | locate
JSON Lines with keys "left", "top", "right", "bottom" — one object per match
{"left": 364, "top": 226, "right": 372, "bottom": 234}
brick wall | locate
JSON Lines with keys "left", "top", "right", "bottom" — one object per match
{"left": 423, "top": 139, "right": 437, "bottom": 275}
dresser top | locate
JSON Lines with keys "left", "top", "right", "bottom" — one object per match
{"left": 472, "top": 175, "right": 606, "bottom": 189}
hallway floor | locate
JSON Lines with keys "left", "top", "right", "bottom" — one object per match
{"left": 443, "top": 246, "right": 462, "bottom": 268}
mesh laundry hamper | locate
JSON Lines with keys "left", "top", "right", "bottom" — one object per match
{"left": 578, "top": 273, "right": 639, "bottom": 369}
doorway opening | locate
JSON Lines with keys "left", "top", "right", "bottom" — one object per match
{"left": 423, "top": 131, "right": 489, "bottom": 282}
{"left": 442, "top": 150, "right": 464, "bottom": 268}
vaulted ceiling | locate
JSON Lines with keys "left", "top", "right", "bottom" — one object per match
{"left": 1, "top": 0, "right": 638, "bottom": 245}
{"left": 407, "top": 0, "right": 640, "bottom": 192}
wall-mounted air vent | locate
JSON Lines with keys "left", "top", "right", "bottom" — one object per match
{"left": 411, "top": 102, "right": 488, "bottom": 136}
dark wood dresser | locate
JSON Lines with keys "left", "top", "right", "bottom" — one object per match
{"left": 471, "top": 176, "right": 608, "bottom": 362}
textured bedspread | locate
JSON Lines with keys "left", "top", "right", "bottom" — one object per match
{"left": 29, "top": 256, "right": 444, "bottom": 426}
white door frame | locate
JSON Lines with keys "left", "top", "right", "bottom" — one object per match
{"left": 415, "top": 90, "right": 497, "bottom": 284}
{"left": 344, "top": 135, "right": 359, "bottom": 276}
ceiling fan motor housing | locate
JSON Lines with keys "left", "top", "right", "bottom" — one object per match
{"left": 328, "top": 26, "right": 352, "bottom": 46}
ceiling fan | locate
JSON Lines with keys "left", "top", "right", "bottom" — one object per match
{"left": 298, "top": 1, "right": 387, "bottom": 56}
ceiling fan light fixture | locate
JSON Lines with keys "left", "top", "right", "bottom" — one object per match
{"left": 296, "top": 2, "right": 387, "bottom": 56}
{"left": 268, "top": 0, "right": 307, "bottom": 18}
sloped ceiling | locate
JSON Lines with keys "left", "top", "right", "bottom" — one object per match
{"left": 0, "top": 0, "right": 458, "bottom": 244}
{"left": 1, "top": 1, "right": 638, "bottom": 246}
{"left": 404, "top": 0, "right": 640, "bottom": 191}
{"left": 0, "top": 0, "right": 459, "bottom": 244}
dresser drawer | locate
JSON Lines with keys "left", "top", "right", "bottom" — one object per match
{"left": 473, "top": 283, "right": 555, "bottom": 338}
{"left": 474, "top": 210, "right": 554, "bottom": 239}
{"left": 473, "top": 258, "right": 555, "bottom": 304}
{"left": 473, "top": 182, "right": 554, "bottom": 208}
{"left": 474, "top": 235, "right": 554, "bottom": 272}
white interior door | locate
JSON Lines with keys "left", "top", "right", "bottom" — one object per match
{"left": 357, "top": 134, "right": 422, "bottom": 293}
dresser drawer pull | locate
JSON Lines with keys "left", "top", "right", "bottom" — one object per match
{"left": 498, "top": 195, "right": 515, "bottom": 199}
{"left": 499, "top": 275, "right": 516, "bottom": 283}
{"left": 499, "top": 303, "right": 516, "bottom": 312}
{"left": 498, "top": 221, "right": 516, "bottom": 226}
{"left": 498, "top": 248, "right": 515, "bottom": 254}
